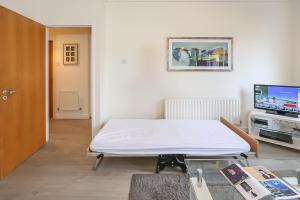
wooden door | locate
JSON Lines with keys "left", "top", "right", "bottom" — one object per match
{"left": 49, "top": 40, "right": 53, "bottom": 118}
{"left": 0, "top": 6, "right": 46, "bottom": 179}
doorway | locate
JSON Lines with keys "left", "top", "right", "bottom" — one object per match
{"left": 48, "top": 27, "right": 92, "bottom": 140}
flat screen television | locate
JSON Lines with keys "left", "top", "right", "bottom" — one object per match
{"left": 254, "top": 84, "right": 300, "bottom": 117}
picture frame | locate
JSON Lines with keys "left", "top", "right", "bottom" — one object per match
{"left": 63, "top": 43, "right": 78, "bottom": 65}
{"left": 167, "top": 37, "right": 233, "bottom": 71}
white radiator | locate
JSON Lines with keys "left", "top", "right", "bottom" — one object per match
{"left": 164, "top": 98, "right": 240, "bottom": 124}
{"left": 58, "top": 91, "right": 81, "bottom": 111}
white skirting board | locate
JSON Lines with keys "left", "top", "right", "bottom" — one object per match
{"left": 55, "top": 113, "right": 90, "bottom": 119}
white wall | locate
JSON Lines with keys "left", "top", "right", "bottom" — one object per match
{"left": 292, "top": 0, "right": 300, "bottom": 85}
{"left": 49, "top": 28, "right": 90, "bottom": 119}
{"left": 104, "top": 1, "right": 292, "bottom": 127}
{"left": 0, "top": 0, "right": 296, "bottom": 131}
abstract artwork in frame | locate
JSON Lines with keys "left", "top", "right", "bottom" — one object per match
{"left": 167, "top": 37, "right": 233, "bottom": 71}
{"left": 63, "top": 43, "right": 78, "bottom": 65}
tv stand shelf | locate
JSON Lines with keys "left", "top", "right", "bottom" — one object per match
{"left": 248, "top": 110, "right": 300, "bottom": 151}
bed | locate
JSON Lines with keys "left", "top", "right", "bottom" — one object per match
{"left": 88, "top": 117, "right": 259, "bottom": 172}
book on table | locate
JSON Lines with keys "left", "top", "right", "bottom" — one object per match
{"left": 220, "top": 164, "right": 300, "bottom": 200}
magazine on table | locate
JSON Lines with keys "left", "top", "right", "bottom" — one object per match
{"left": 220, "top": 164, "right": 300, "bottom": 200}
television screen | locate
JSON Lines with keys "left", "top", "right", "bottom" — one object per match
{"left": 254, "top": 85, "right": 300, "bottom": 114}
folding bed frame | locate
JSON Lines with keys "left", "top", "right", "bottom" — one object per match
{"left": 88, "top": 117, "right": 259, "bottom": 173}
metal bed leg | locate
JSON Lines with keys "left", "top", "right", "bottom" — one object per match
{"left": 240, "top": 153, "right": 250, "bottom": 166}
{"left": 240, "top": 153, "right": 248, "bottom": 159}
{"left": 93, "top": 154, "right": 104, "bottom": 171}
{"left": 234, "top": 153, "right": 250, "bottom": 167}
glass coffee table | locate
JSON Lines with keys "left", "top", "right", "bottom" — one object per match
{"left": 185, "top": 158, "right": 300, "bottom": 200}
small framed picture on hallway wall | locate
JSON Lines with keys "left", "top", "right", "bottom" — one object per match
{"left": 63, "top": 43, "right": 78, "bottom": 65}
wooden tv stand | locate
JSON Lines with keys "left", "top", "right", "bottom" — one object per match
{"left": 248, "top": 110, "right": 300, "bottom": 151}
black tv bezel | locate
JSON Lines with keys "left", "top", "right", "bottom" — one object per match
{"left": 254, "top": 84, "right": 300, "bottom": 115}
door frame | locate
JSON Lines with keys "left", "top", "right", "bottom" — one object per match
{"left": 45, "top": 25, "right": 95, "bottom": 141}
{"left": 48, "top": 40, "right": 54, "bottom": 118}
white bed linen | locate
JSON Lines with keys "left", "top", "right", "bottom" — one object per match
{"left": 89, "top": 119, "right": 250, "bottom": 155}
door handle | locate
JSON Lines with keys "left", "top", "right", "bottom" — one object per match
{"left": 2, "top": 89, "right": 16, "bottom": 95}
{"left": 2, "top": 96, "right": 8, "bottom": 101}
{"left": 1, "top": 89, "right": 16, "bottom": 101}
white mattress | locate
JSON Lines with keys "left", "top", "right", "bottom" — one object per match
{"left": 89, "top": 119, "right": 250, "bottom": 156}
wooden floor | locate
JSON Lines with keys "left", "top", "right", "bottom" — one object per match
{"left": 0, "top": 119, "right": 299, "bottom": 200}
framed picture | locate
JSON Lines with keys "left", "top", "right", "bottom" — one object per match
{"left": 167, "top": 37, "right": 233, "bottom": 71}
{"left": 63, "top": 43, "right": 78, "bottom": 65}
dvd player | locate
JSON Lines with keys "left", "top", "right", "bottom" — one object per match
{"left": 253, "top": 118, "right": 268, "bottom": 126}
{"left": 253, "top": 118, "right": 269, "bottom": 126}
{"left": 259, "top": 129, "right": 293, "bottom": 144}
